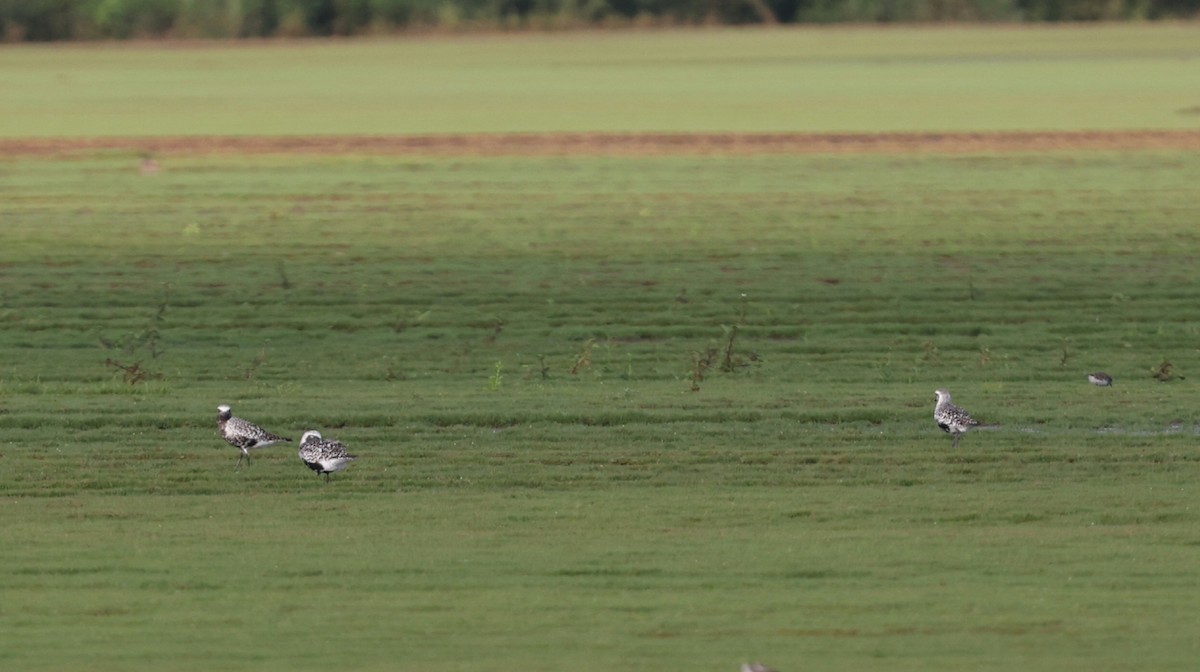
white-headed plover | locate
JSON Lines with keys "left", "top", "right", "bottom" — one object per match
{"left": 1087, "top": 372, "right": 1113, "bottom": 387}
{"left": 933, "top": 388, "right": 980, "bottom": 449}
{"left": 217, "top": 404, "right": 291, "bottom": 469}
{"left": 298, "top": 430, "right": 358, "bottom": 483}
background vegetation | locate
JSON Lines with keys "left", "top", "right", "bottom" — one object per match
{"left": 4, "top": 26, "right": 1200, "bottom": 136}
{"left": 1, "top": 0, "right": 1199, "bottom": 42}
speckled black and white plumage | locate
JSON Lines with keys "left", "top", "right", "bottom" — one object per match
{"left": 1087, "top": 372, "right": 1113, "bottom": 387}
{"left": 298, "top": 430, "right": 357, "bottom": 483}
{"left": 217, "top": 404, "right": 291, "bottom": 469}
{"left": 933, "top": 389, "right": 979, "bottom": 449}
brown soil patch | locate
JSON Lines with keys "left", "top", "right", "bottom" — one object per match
{"left": 3, "top": 131, "right": 1200, "bottom": 157}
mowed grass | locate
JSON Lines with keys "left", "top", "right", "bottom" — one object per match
{"left": 3, "top": 147, "right": 1200, "bottom": 671}
{"left": 3, "top": 24, "right": 1200, "bottom": 135}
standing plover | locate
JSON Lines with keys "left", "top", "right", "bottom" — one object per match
{"left": 1087, "top": 372, "right": 1113, "bottom": 387}
{"left": 298, "top": 430, "right": 358, "bottom": 483}
{"left": 933, "top": 389, "right": 980, "bottom": 449}
{"left": 217, "top": 404, "right": 291, "bottom": 469}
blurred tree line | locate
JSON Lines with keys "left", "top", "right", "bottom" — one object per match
{"left": 0, "top": 0, "right": 1196, "bottom": 41}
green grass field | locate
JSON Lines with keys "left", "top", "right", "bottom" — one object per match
{"left": 5, "top": 148, "right": 1200, "bottom": 671}
{"left": 2, "top": 24, "right": 1200, "bottom": 135}
{"left": 4, "top": 24, "right": 1200, "bottom": 672}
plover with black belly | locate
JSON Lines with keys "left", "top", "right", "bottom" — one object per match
{"left": 217, "top": 404, "right": 292, "bottom": 469}
{"left": 298, "top": 430, "right": 358, "bottom": 483}
{"left": 933, "top": 389, "right": 980, "bottom": 449}
{"left": 1087, "top": 372, "right": 1113, "bottom": 387}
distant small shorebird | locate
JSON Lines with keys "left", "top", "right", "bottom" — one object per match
{"left": 217, "top": 404, "right": 292, "bottom": 469}
{"left": 933, "top": 388, "right": 980, "bottom": 449}
{"left": 298, "top": 430, "right": 358, "bottom": 483}
{"left": 1087, "top": 372, "right": 1113, "bottom": 387}
{"left": 139, "top": 157, "right": 160, "bottom": 175}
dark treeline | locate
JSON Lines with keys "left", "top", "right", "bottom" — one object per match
{"left": 1, "top": 0, "right": 1196, "bottom": 41}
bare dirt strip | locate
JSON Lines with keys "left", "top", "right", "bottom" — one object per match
{"left": 3, "top": 131, "right": 1200, "bottom": 157}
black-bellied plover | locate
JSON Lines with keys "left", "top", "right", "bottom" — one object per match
{"left": 933, "top": 388, "right": 980, "bottom": 449}
{"left": 298, "top": 430, "right": 358, "bottom": 483}
{"left": 217, "top": 404, "right": 291, "bottom": 469}
{"left": 1087, "top": 372, "right": 1113, "bottom": 387}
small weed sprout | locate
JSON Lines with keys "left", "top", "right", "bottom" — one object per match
{"left": 537, "top": 355, "right": 551, "bottom": 380}
{"left": 689, "top": 347, "right": 718, "bottom": 392}
{"left": 570, "top": 339, "right": 594, "bottom": 375}
{"left": 394, "top": 308, "right": 431, "bottom": 334}
{"left": 145, "top": 301, "right": 167, "bottom": 358}
{"left": 276, "top": 261, "right": 292, "bottom": 290}
{"left": 876, "top": 348, "right": 894, "bottom": 381}
{"left": 978, "top": 346, "right": 991, "bottom": 367}
{"left": 487, "top": 360, "right": 504, "bottom": 391}
{"left": 104, "top": 358, "right": 163, "bottom": 385}
{"left": 921, "top": 340, "right": 940, "bottom": 363}
{"left": 719, "top": 293, "right": 759, "bottom": 373}
{"left": 99, "top": 298, "right": 168, "bottom": 383}
{"left": 244, "top": 348, "right": 268, "bottom": 380}
{"left": 483, "top": 319, "right": 504, "bottom": 345}
{"left": 1059, "top": 337, "right": 1072, "bottom": 367}
{"left": 720, "top": 324, "right": 739, "bottom": 372}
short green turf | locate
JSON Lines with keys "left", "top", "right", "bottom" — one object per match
{"left": 2, "top": 24, "right": 1200, "bottom": 136}
{"left": 2, "top": 148, "right": 1200, "bottom": 670}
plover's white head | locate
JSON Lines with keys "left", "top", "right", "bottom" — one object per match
{"left": 217, "top": 404, "right": 232, "bottom": 414}
{"left": 300, "top": 430, "right": 323, "bottom": 445}
{"left": 934, "top": 389, "right": 951, "bottom": 404}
